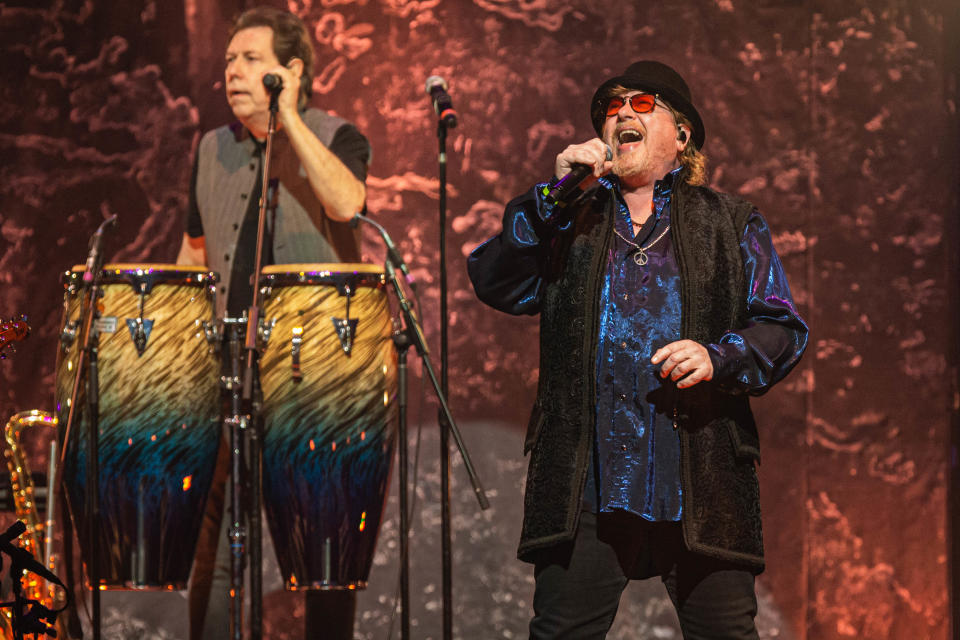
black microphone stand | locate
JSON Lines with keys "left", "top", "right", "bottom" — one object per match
{"left": 0, "top": 521, "right": 74, "bottom": 639}
{"left": 230, "top": 82, "right": 279, "bottom": 640}
{"left": 58, "top": 214, "right": 116, "bottom": 640}
{"left": 4, "top": 537, "right": 26, "bottom": 640}
{"left": 353, "top": 214, "right": 489, "bottom": 640}
{"left": 391, "top": 326, "right": 412, "bottom": 640}
{"left": 435, "top": 100, "right": 454, "bottom": 640}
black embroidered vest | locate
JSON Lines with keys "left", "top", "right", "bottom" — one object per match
{"left": 520, "top": 180, "right": 766, "bottom": 572}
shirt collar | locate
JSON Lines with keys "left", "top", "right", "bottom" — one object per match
{"left": 230, "top": 120, "right": 267, "bottom": 156}
{"left": 655, "top": 165, "right": 683, "bottom": 197}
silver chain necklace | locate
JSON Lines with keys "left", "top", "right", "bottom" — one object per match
{"left": 614, "top": 224, "right": 671, "bottom": 266}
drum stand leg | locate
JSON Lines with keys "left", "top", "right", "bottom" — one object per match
{"left": 225, "top": 413, "right": 247, "bottom": 640}
{"left": 248, "top": 396, "right": 263, "bottom": 640}
{"left": 224, "top": 325, "right": 248, "bottom": 640}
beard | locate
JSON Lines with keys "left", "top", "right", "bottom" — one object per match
{"left": 611, "top": 147, "right": 654, "bottom": 180}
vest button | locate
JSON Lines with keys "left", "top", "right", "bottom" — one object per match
{"left": 232, "top": 223, "right": 239, "bottom": 231}
{"left": 224, "top": 254, "right": 230, "bottom": 261}
{"left": 241, "top": 193, "right": 247, "bottom": 200}
{"left": 249, "top": 163, "right": 255, "bottom": 170}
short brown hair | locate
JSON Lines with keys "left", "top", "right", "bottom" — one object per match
{"left": 230, "top": 7, "right": 314, "bottom": 108}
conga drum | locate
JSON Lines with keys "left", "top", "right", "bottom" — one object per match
{"left": 55, "top": 264, "right": 220, "bottom": 589}
{"left": 258, "top": 263, "right": 397, "bottom": 589}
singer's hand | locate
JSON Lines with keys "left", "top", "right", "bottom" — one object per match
{"left": 554, "top": 138, "right": 613, "bottom": 185}
{"left": 264, "top": 63, "right": 301, "bottom": 125}
{"left": 651, "top": 340, "right": 714, "bottom": 389}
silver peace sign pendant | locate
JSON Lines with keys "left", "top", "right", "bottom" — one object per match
{"left": 633, "top": 250, "right": 649, "bottom": 266}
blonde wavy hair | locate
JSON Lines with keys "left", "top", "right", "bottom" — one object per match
{"left": 670, "top": 107, "right": 708, "bottom": 186}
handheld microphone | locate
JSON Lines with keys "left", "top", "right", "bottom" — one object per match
{"left": 82, "top": 214, "right": 119, "bottom": 283}
{"left": 350, "top": 214, "right": 416, "bottom": 291}
{"left": 262, "top": 73, "right": 283, "bottom": 93}
{"left": 425, "top": 76, "right": 457, "bottom": 128}
{"left": 542, "top": 144, "right": 613, "bottom": 207}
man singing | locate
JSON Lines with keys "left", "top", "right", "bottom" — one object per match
{"left": 176, "top": 7, "right": 369, "bottom": 639}
{"left": 468, "top": 61, "right": 808, "bottom": 638}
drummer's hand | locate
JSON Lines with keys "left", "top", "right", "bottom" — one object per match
{"left": 264, "top": 61, "right": 304, "bottom": 128}
{"left": 176, "top": 233, "right": 207, "bottom": 267}
{"left": 554, "top": 138, "right": 613, "bottom": 189}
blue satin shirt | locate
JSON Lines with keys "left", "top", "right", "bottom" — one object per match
{"left": 468, "top": 169, "right": 808, "bottom": 523}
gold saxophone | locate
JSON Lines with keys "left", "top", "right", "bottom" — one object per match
{"left": 1, "top": 410, "right": 63, "bottom": 638}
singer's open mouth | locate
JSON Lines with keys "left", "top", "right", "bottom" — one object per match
{"left": 617, "top": 129, "right": 643, "bottom": 145}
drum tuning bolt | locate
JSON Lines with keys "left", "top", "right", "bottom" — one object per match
{"left": 290, "top": 326, "right": 303, "bottom": 382}
{"left": 60, "top": 320, "right": 79, "bottom": 349}
{"left": 258, "top": 317, "right": 277, "bottom": 347}
{"left": 199, "top": 320, "right": 219, "bottom": 347}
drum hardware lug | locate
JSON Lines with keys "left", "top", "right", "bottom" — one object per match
{"left": 125, "top": 318, "right": 153, "bottom": 356}
{"left": 331, "top": 317, "right": 358, "bottom": 355}
{"left": 60, "top": 320, "right": 79, "bottom": 349}
{"left": 125, "top": 289, "right": 153, "bottom": 356}
{"left": 333, "top": 279, "right": 356, "bottom": 298}
{"left": 220, "top": 375, "right": 242, "bottom": 391}
{"left": 258, "top": 317, "right": 277, "bottom": 347}
{"left": 291, "top": 327, "right": 303, "bottom": 382}
{"left": 200, "top": 320, "right": 219, "bottom": 347}
{"left": 332, "top": 282, "right": 357, "bottom": 355}
{"left": 224, "top": 414, "right": 251, "bottom": 430}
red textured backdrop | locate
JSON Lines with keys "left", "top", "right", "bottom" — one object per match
{"left": 0, "top": 1, "right": 957, "bottom": 638}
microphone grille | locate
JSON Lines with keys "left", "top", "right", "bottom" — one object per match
{"left": 425, "top": 75, "right": 448, "bottom": 94}
{"left": 263, "top": 73, "right": 283, "bottom": 91}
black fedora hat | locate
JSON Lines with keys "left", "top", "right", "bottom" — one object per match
{"left": 590, "top": 60, "right": 705, "bottom": 150}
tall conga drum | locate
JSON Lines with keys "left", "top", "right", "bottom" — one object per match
{"left": 258, "top": 263, "right": 397, "bottom": 589}
{"left": 56, "top": 264, "right": 221, "bottom": 589}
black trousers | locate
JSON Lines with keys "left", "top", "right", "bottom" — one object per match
{"left": 530, "top": 511, "right": 759, "bottom": 640}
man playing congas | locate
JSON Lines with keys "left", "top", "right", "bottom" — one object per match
{"left": 175, "top": 6, "right": 370, "bottom": 639}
